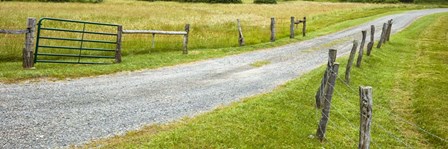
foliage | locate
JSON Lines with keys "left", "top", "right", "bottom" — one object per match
{"left": 142, "top": 0, "right": 242, "bottom": 3}
{"left": 338, "top": 0, "right": 401, "bottom": 3}
{"left": 1, "top": 0, "right": 103, "bottom": 3}
{"left": 254, "top": 0, "right": 277, "bottom": 4}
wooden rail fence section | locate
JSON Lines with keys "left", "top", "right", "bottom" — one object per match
{"left": 123, "top": 23, "right": 190, "bottom": 54}
{"left": 237, "top": 16, "right": 307, "bottom": 45}
{"left": 0, "top": 18, "right": 36, "bottom": 69}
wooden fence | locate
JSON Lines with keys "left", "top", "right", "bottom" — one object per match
{"left": 1, "top": 16, "right": 309, "bottom": 68}
{"left": 313, "top": 19, "right": 394, "bottom": 148}
{"left": 0, "top": 18, "right": 36, "bottom": 69}
{"left": 123, "top": 24, "right": 190, "bottom": 54}
{"left": 237, "top": 16, "right": 306, "bottom": 46}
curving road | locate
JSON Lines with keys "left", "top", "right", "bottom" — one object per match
{"left": 1, "top": 8, "right": 447, "bottom": 148}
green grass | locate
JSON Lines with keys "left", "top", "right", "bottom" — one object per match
{"left": 0, "top": 0, "right": 437, "bottom": 82}
{"left": 85, "top": 12, "right": 448, "bottom": 148}
{"left": 250, "top": 60, "right": 271, "bottom": 67}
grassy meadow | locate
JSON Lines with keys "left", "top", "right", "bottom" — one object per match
{"left": 85, "top": 12, "right": 448, "bottom": 148}
{"left": 0, "top": 0, "right": 437, "bottom": 82}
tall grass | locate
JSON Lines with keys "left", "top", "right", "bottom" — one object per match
{"left": 0, "top": 0, "right": 422, "bottom": 62}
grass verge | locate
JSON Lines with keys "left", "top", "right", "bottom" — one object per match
{"left": 0, "top": 3, "right": 436, "bottom": 83}
{"left": 84, "top": 12, "right": 448, "bottom": 148}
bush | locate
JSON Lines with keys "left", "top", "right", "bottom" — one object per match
{"left": 254, "top": 0, "right": 277, "bottom": 4}
{"left": 1, "top": 0, "right": 103, "bottom": 3}
{"left": 338, "top": 0, "right": 400, "bottom": 3}
{"left": 142, "top": 0, "right": 242, "bottom": 3}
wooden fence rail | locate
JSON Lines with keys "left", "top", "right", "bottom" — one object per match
{"left": 123, "top": 24, "right": 190, "bottom": 54}
{"left": 1, "top": 18, "right": 36, "bottom": 69}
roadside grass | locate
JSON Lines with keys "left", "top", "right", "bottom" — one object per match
{"left": 84, "top": 12, "right": 448, "bottom": 148}
{"left": 0, "top": 0, "right": 435, "bottom": 82}
{"left": 249, "top": 60, "right": 271, "bottom": 67}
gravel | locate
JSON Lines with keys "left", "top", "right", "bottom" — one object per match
{"left": 1, "top": 9, "right": 447, "bottom": 148}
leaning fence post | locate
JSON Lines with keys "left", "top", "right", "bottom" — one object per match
{"left": 345, "top": 40, "right": 358, "bottom": 84}
{"left": 377, "top": 23, "right": 387, "bottom": 48}
{"left": 315, "top": 49, "right": 337, "bottom": 109}
{"left": 270, "top": 17, "right": 275, "bottom": 42}
{"left": 386, "top": 19, "right": 393, "bottom": 42}
{"left": 356, "top": 30, "right": 367, "bottom": 67}
{"left": 316, "top": 62, "right": 339, "bottom": 142}
{"left": 23, "top": 17, "right": 36, "bottom": 69}
{"left": 367, "top": 25, "right": 375, "bottom": 56}
{"left": 359, "top": 86, "right": 373, "bottom": 149}
{"left": 237, "top": 19, "right": 245, "bottom": 46}
{"left": 183, "top": 24, "right": 190, "bottom": 54}
{"left": 115, "top": 25, "right": 122, "bottom": 63}
{"left": 302, "top": 16, "right": 307, "bottom": 37}
{"left": 290, "top": 16, "right": 295, "bottom": 39}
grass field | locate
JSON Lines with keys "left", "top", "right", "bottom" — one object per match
{"left": 0, "top": 0, "right": 439, "bottom": 82}
{"left": 84, "top": 12, "right": 448, "bottom": 148}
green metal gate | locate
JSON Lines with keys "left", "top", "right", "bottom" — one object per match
{"left": 34, "top": 18, "right": 121, "bottom": 64}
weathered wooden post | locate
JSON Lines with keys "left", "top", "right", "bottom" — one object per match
{"left": 315, "top": 49, "right": 337, "bottom": 109}
{"left": 151, "top": 33, "right": 155, "bottom": 49}
{"left": 183, "top": 24, "right": 190, "bottom": 54}
{"left": 23, "top": 17, "right": 36, "bottom": 69}
{"left": 356, "top": 30, "right": 367, "bottom": 67}
{"left": 290, "top": 16, "right": 295, "bottom": 39}
{"left": 386, "top": 19, "right": 393, "bottom": 42}
{"left": 345, "top": 40, "right": 358, "bottom": 84}
{"left": 270, "top": 17, "right": 275, "bottom": 42}
{"left": 115, "top": 25, "right": 122, "bottom": 63}
{"left": 359, "top": 86, "right": 373, "bottom": 149}
{"left": 302, "top": 16, "right": 307, "bottom": 37}
{"left": 237, "top": 19, "right": 245, "bottom": 46}
{"left": 367, "top": 25, "right": 375, "bottom": 56}
{"left": 316, "top": 62, "right": 339, "bottom": 142}
{"left": 377, "top": 23, "right": 387, "bottom": 48}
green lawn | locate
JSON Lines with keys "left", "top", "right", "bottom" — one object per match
{"left": 84, "top": 12, "right": 448, "bottom": 148}
{"left": 0, "top": 1, "right": 437, "bottom": 82}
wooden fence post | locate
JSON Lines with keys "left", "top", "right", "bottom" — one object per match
{"left": 367, "top": 25, "right": 375, "bottom": 56}
{"left": 316, "top": 62, "right": 340, "bottom": 142}
{"left": 356, "top": 30, "right": 367, "bottom": 67}
{"left": 359, "top": 86, "right": 373, "bottom": 149}
{"left": 377, "top": 23, "right": 387, "bottom": 48}
{"left": 151, "top": 33, "right": 155, "bottom": 49}
{"left": 115, "top": 25, "right": 122, "bottom": 63}
{"left": 23, "top": 17, "right": 36, "bottom": 69}
{"left": 237, "top": 19, "right": 245, "bottom": 46}
{"left": 386, "top": 19, "right": 393, "bottom": 42}
{"left": 315, "top": 49, "right": 337, "bottom": 109}
{"left": 302, "top": 16, "right": 306, "bottom": 37}
{"left": 270, "top": 17, "right": 275, "bottom": 42}
{"left": 290, "top": 16, "right": 295, "bottom": 39}
{"left": 345, "top": 40, "right": 358, "bottom": 84}
{"left": 183, "top": 24, "right": 190, "bottom": 54}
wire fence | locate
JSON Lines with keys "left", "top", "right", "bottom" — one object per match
{"left": 312, "top": 20, "right": 448, "bottom": 148}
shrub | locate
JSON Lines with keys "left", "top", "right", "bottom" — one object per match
{"left": 254, "top": 0, "right": 277, "bottom": 4}
{"left": 142, "top": 0, "right": 242, "bottom": 3}
{"left": 1, "top": 0, "right": 103, "bottom": 3}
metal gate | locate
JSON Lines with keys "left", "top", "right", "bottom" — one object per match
{"left": 34, "top": 18, "right": 121, "bottom": 64}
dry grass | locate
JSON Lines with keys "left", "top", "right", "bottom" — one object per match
{"left": 0, "top": 0, "right": 415, "bottom": 62}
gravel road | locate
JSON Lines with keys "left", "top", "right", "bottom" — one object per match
{"left": 1, "top": 9, "right": 447, "bottom": 148}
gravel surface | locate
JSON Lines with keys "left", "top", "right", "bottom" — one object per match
{"left": 1, "top": 9, "right": 447, "bottom": 148}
